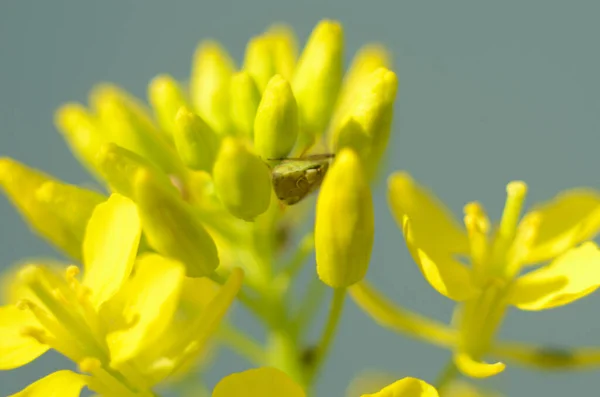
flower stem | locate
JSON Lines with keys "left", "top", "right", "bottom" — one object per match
{"left": 306, "top": 287, "right": 346, "bottom": 384}
{"left": 217, "top": 324, "right": 266, "bottom": 365}
{"left": 435, "top": 358, "right": 459, "bottom": 393}
{"left": 292, "top": 275, "right": 327, "bottom": 337}
{"left": 278, "top": 232, "right": 314, "bottom": 280}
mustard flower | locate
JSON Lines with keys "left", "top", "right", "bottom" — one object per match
{"left": 212, "top": 367, "right": 439, "bottom": 397}
{"left": 1, "top": 18, "right": 400, "bottom": 394}
{"left": 1, "top": 194, "right": 243, "bottom": 396}
{"left": 351, "top": 172, "right": 600, "bottom": 378}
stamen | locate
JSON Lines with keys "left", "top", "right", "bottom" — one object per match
{"left": 20, "top": 326, "right": 51, "bottom": 345}
{"left": 499, "top": 181, "right": 528, "bottom": 242}
{"left": 17, "top": 299, "right": 83, "bottom": 360}
{"left": 505, "top": 212, "right": 541, "bottom": 277}
{"left": 463, "top": 202, "right": 489, "bottom": 277}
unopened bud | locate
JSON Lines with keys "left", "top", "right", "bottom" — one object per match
{"left": 315, "top": 149, "right": 374, "bottom": 287}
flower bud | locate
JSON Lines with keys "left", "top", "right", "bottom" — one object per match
{"left": 254, "top": 75, "right": 299, "bottom": 160}
{"left": 212, "top": 137, "right": 272, "bottom": 221}
{"left": 54, "top": 103, "right": 105, "bottom": 179}
{"left": 134, "top": 169, "right": 219, "bottom": 277}
{"left": 190, "top": 41, "right": 235, "bottom": 135}
{"left": 292, "top": 20, "right": 343, "bottom": 150}
{"left": 148, "top": 74, "right": 189, "bottom": 138}
{"left": 90, "top": 84, "right": 185, "bottom": 178}
{"left": 330, "top": 45, "right": 391, "bottom": 131}
{"left": 96, "top": 142, "right": 177, "bottom": 199}
{"left": 331, "top": 68, "right": 398, "bottom": 179}
{"left": 267, "top": 24, "right": 298, "bottom": 81}
{"left": 230, "top": 72, "right": 261, "bottom": 139}
{"left": 315, "top": 149, "right": 374, "bottom": 287}
{"left": 243, "top": 35, "right": 277, "bottom": 93}
{"left": 0, "top": 158, "right": 105, "bottom": 260}
{"left": 173, "top": 107, "right": 220, "bottom": 173}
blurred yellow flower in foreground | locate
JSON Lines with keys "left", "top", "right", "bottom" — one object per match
{"left": 212, "top": 367, "right": 438, "bottom": 397}
{"left": 1, "top": 195, "right": 243, "bottom": 396}
{"left": 351, "top": 172, "right": 600, "bottom": 378}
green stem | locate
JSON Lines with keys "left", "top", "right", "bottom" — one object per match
{"left": 217, "top": 324, "right": 266, "bottom": 365}
{"left": 278, "top": 232, "right": 314, "bottom": 280}
{"left": 306, "top": 287, "right": 346, "bottom": 384}
{"left": 267, "top": 327, "right": 305, "bottom": 386}
{"left": 292, "top": 276, "right": 327, "bottom": 337}
{"left": 435, "top": 358, "right": 459, "bottom": 393}
{"left": 209, "top": 272, "right": 272, "bottom": 326}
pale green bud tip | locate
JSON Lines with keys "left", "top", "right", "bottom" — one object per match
{"left": 315, "top": 148, "right": 374, "bottom": 288}
{"left": 173, "top": 106, "right": 219, "bottom": 172}
{"left": 254, "top": 74, "right": 299, "bottom": 159}
{"left": 134, "top": 168, "right": 219, "bottom": 277}
{"left": 213, "top": 138, "right": 272, "bottom": 221}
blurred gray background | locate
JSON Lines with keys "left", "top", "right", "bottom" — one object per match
{"left": 1, "top": 0, "right": 600, "bottom": 396}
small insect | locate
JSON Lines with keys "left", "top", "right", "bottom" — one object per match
{"left": 270, "top": 154, "right": 334, "bottom": 205}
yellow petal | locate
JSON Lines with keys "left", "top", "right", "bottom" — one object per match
{"left": 169, "top": 268, "right": 244, "bottom": 372}
{"left": 0, "top": 158, "right": 105, "bottom": 260}
{"left": 454, "top": 352, "right": 505, "bottom": 378}
{"left": 509, "top": 242, "right": 600, "bottom": 310}
{"left": 82, "top": 194, "right": 141, "bottom": 308}
{"left": 0, "top": 305, "right": 49, "bottom": 370}
{"left": 361, "top": 377, "right": 439, "bottom": 397}
{"left": 8, "top": 370, "right": 88, "bottom": 397}
{"left": 54, "top": 103, "right": 105, "bottom": 179}
{"left": 349, "top": 281, "right": 456, "bottom": 347}
{"left": 388, "top": 172, "right": 469, "bottom": 255}
{"left": 523, "top": 189, "right": 600, "bottom": 263}
{"left": 107, "top": 254, "right": 185, "bottom": 364}
{"left": 212, "top": 367, "right": 305, "bottom": 397}
{"left": 180, "top": 276, "right": 220, "bottom": 310}
{"left": 403, "top": 217, "right": 477, "bottom": 301}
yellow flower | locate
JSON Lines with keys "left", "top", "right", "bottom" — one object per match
{"left": 212, "top": 367, "right": 439, "bottom": 397}
{"left": 1, "top": 194, "right": 243, "bottom": 396}
{"left": 2, "top": 18, "right": 400, "bottom": 394}
{"left": 351, "top": 172, "right": 600, "bottom": 378}
{"left": 0, "top": 158, "right": 105, "bottom": 261}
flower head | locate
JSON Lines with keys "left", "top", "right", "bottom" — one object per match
{"left": 1, "top": 194, "right": 242, "bottom": 396}
{"left": 352, "top": 172, "right": 600, "bottom": 378}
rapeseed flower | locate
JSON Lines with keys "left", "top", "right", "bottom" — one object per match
{"left": 351, "top": 172, "right": 600, "bottom": 378}
{"left": 1, "top": 18, "right": 399, "bottom": 394}
{"left": 1, "top": 194, "right": 243, "bottom": 396}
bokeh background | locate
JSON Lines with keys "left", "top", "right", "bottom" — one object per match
{"left": 1, "top": 1, "right": 600, "bottom": 396}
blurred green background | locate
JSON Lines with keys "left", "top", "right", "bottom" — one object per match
{"left": 1, "top": 1, "right": 599, "bottom": 396}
